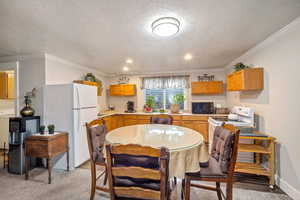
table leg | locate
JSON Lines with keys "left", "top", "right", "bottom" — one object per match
{"left": 25, "top": 156, "right": 29, "bottom": 180}
{"left": 67, "top": 149, "right": 69, "bottom": 171}
{"left": 47, "top": 158, "right": 52, "bottom": 184}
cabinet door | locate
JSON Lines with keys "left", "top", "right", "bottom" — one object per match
{"left": 122, "top": 84, "right": 136, "bottom": 96}
{"left": 234, "top": 71, "right": 244, "bottom": 90}
{"left": 173, "top": 121, "right": 182, "bottom": 126}
{"left": 115, "top": 115, "right": 123, "bottom": 128}
{"left": 109, "top": 85, "right": 121, "bottom": 96}
{"left": 194, "top": 122, "right": 209, "bottom": 143}
{"left": 227, "top": 75, "right": 235, "bottom": 91}
{"left": 0, "top": 72, "right": 8, "bottom": 99}
{"left": 110, "top": 116, "right": 117, "bottom": 130}
{"left": 7, "top": 75, "right": 15, "bottom": 99}
{"left": 103, "top": 117, "right": 112, "bottom": 131}
{"left": 208, "top": 81, "right": 223, "bottom": 94}
{"left": 123, "top": 119, "right": 137, "bottom": 126}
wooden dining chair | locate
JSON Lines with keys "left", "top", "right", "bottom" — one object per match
{"left": 86, "top": 119, "right": 109, "bottom": 200}
{"left": 184, "top": 124, "right": 240, "bottom": 200}
{"left": 106, "top": 144, "right": 170, "bottom": 200}
{"left": 150, "top": 114, "right": 173, "bottom": 125}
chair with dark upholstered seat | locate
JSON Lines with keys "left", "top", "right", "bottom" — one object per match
{"left": 106, "top": 144, "right": 170, "bottom": 200}
{"left": 86, "top": 119, "right": 109, "bottom": 200}
{"left": 150, "top": 114, "right": 173, "bottom": 125}
{"left": 184, "top": 124, "right": 240, "bottom": 200}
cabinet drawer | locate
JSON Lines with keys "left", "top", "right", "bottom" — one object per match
{"left": 182, "top": 116, "right": 208, "bottom": 121}
{"left": 123, "top": 115, "right": 137, "bottom": 119}
{"left": 173, "top": 121, "right": 182, "bottom": 126}
{"left": 123, "top": 119, "right": 137, "bottom": 126}
{"left": 171, "top": 115, "right": 182, "bottom": 121}
{"left": 137, "top": 115, "right": 151, "bottom": 120}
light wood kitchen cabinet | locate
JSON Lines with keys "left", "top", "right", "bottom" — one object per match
{"left": 102, "top": 116, "right": 112, "bottom": 131}
{"left": 109, "top": 84, "right": 136, "bottom": 96}
{"left": 123, "top": 115, "right": 138, "bottom": 126}
{"left": 191, "top": 81, "right": 224, "bottom": 95}
{"left": 182, "top": 116, "right": 209, "bottom": 142}
{"left": 100, "top": 114, "right": 210, "bottom": 142}
{"left": 227, "top": 68, "right": 264, "bottom": 91}
{"left": 0, "top": 72, "right": 14, "bottom": 99}
{"left": 137, "top": 115, "right": 151, "bottom": 124}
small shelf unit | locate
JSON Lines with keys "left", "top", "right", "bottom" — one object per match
{"left": 235, "top": 132, "right": 276, "bottom": 187}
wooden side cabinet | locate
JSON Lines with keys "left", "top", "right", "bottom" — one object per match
{"left": 191, "top": 81, "right": 224, "bottom": 95}
{"left": 235, "top": 132, "right": 276, "bottom": 187}
{"left": 109, "top": 84, "right": 136, "bottom": 96}
{"left": 25, "top": 132, "right": 69, "bottom": 184}
{"left": 227, "top": 68, "right": 264, "bottom": 91}
{"left": 0, "top": 72, "right": 14, "bottom": 99}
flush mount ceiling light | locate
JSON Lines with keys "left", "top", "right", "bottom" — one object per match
{"left": 184, "top": 53, "right": 193, "bottom": 60}
{"left": 151, "top": 17, "right": 180, "bottom": 37}
{"left": 123, "top": 66, "right": 129, "bottom": 71}
{"left": 126, "top": 59, "right": 133, "bottom": 64}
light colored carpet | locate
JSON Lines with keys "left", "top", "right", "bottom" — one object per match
{"left": 0, "top": 166, "right": 292, "bottom": 200}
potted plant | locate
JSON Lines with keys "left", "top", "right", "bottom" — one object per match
{"left": 233, "top": 62, "right": 249, "bottom": 72}
{"left": 171, "top": 94, "right": 185, "bottom": 113}
{"left": 40, "top": 125, "right": 45, "bottom": 135}
{"left": 144, "top": 96, "right": 155, "bottom": 113}
{"left": 48, "top": 124, "right": 55, "bottom": 134}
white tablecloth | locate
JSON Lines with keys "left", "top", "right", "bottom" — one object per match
{"left": 105, "top": 124, "right": 209, "bottom": 178}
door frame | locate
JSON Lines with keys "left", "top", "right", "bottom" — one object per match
{"left": 0, "top": 62, "right": 20, "bottom": 115}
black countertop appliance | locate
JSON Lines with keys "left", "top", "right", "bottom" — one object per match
{"left": 125, "top": 101, "right": 136, "bottom": 113}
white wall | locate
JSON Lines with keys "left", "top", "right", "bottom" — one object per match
{"left": 0, "top": 55, "right": 46, "bottom": 117}
{"left": 45, "top": 54, "right": 109, "bottom": 112}
{"left": 108, "top": 69, "right": 227, "bottom": 112}
{"left": 226, "top": 17, "right": 300, "bottom": 199}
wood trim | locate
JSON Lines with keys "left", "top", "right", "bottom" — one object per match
{"left": 114, "top": 186, "right": 160, "bottom": 200}
{"left": 111, "top": 144, "right": 161, "bottom": 157}
{"left": 112, "top": 166, "right": 160, "bottom": 180}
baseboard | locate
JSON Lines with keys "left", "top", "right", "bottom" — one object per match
{"left": 277, "top": 176, "right": 300, "bottom": 200}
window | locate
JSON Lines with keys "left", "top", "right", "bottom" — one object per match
{"left": 145, "top": 88, "right": 184, "bottom": 110}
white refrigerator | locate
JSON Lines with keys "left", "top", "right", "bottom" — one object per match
{"left": 43, "top": 83, "right": 97, "bottom": 170}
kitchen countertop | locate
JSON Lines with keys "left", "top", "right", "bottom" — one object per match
{"left": 98, "top": 111, "right": 228, "bottom": 118}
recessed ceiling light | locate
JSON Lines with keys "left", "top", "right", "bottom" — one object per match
{"left": 184, "top": 53, "right": 193, "bottom": 60}
{"left": 123, "top": 66, "right": 129, "bottom": 71}
{"left": 126, "top": 59, "right": 133, "bottom": 64}
{"left": 151, "top": 17, "right": 180, "bottom": 37}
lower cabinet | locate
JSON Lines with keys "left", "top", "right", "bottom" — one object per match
{"left": 101, "top": 114, "right": 209, "bottom": 142}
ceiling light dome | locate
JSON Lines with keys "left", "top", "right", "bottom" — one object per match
{"left": 151, "top": 17, "right": 180, "bottom": 37}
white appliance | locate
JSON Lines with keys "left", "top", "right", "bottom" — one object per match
{"left": 43, "top": 83, "right": 97, "bottom": 170}
{"left": 208, "top": 106, "right": 255, "bottom": 162}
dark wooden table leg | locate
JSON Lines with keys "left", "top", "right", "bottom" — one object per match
{"left": 66, "top": 148, "right": 69, "bottom": 171}
{"left": 47, "top": 158, "right": 52, "bottom": 184}
{"left": 25, "top": 156, "right": 29, "bottom": 180}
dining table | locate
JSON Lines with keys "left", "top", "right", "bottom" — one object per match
{"left": 105, "top": 124, "right": 208, "bottom": 179}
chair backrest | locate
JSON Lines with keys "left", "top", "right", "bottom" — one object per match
{"left": 106, "top": 144, "right": 170, "bottom": 200}
{"left": 210, "top": 124, "right": 240, "bottom": 177}
{"left": 86, "top": 119, "right": 107, "bottom": 164}
{"left": 150, "top": 114, "right": 173, "bottom": 125}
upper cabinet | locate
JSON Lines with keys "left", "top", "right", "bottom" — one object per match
{"left": 227, "top": 68, "right": 264, "bottom": 91}
{"left": 0, "top": 72, "right": 15, "bottom": 99}
{"left": 191, "top": 81, "right": 224, "bottom": 95}
{"left": 109, "top": 84, "right": 136, "bottom": 96}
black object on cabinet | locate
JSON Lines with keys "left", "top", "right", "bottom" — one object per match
{"left": 8, "top": 116, "right": 40, "bottom": 174}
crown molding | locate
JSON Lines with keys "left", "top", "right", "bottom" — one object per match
{"left": 224, "top": 16, "right": 300, "bottom": 71}
{"left": 109, "top": 67, "right": 226, "bottom": 77}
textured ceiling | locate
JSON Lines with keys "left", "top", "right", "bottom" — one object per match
{"left": 1, "top": 0, "right": 300, "bottom": 75}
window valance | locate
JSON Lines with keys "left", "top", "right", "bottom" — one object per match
{"left": 141, "top": 76, "right": 190, "bottom": 89}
